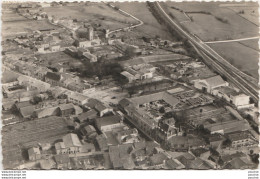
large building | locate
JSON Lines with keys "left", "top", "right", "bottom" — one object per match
{"left": 119, "top": 91, "right": 179, "bottom": 140}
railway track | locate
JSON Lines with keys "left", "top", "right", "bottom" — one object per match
{"left": 148, "top": 2, "right": 259, "bottom": 103}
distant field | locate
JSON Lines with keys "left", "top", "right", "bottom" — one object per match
{"left": 208, "top": 41, "right": 259, "bottom": 78}
{"left": 2, "top": 19, "right": 59, "bottom": 39}
{"left": 164, "top": 2, "right": 258, "bottom": 41}
{"left": 2, "top": 11, "right": 28, "bottom": 22}
{"left": 2, "top": 117, "right": 69, "bottom": 169}
{"left": 227, "top": 6, "right": 259, "bottom": 26}
{"left": 43, "top": 3, "right": 137, "bottom": 31}
{"left": 113, "top": 2, "right": 175, "bottom": 40}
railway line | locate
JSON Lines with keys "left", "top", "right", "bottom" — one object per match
{"left": 149, "top": 2, "right": 259, "bottom": 103}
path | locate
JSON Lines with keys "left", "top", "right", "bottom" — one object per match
{"left": 205, "top": 36, "right": 260, "bottom": 44}
{"left": 104, "top": 2, "right": 144, "bottom": 36}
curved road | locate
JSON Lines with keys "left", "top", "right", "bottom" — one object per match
{"left": 105, "top": 3, "right": 144, "bottom": 36}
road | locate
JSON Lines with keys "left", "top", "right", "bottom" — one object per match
{"left": 152, "top": 2, "right": 259, "bottom": 103}
{"left": 105, "top": 3, "right": 144, "bottom": 36}
{"left": 205, "top": 36, "right": 260, "bottom": 44}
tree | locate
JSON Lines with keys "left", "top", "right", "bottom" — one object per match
{"left": 222, "top": 138, "right": 232, "bottom": 148}
{"left": 159, "top": 107, "right": 165, "bottom": 113}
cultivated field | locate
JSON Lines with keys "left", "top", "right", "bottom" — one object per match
{"left": 2, "top": 10, "right": 28, "bottom": 22}
{"left": 163, "top": 2, "right": 259, "bottom": 79}
{"left": 164, "top": 2, "right": 259, "bottom": 41}
{"left": 43, "top": 3, "right": 137, "bottom": 31}
{"left": 113, "top": 2, "right": 175, "bottom": 40}
{"left": 208, "top": 42, "right": 259, "bottom": 78}
{"left": 2, "top": 117, "right": 70, "bottom": 169}
{"left": 239, "top": 39, "right": 259, "bottom": 52}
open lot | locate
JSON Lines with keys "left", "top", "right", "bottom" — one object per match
{"left": 209, "top": 41, "right": 259, "bottom": 78}
{"left": 113, "top": 2, "right": 175, "bottom": 40}
{"left": 2, "top": 116, "right": 70, "bottom": 169}
{"left": 43, "top": 3, "right": 137, "bottom": 31}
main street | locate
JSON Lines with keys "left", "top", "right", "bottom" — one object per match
{"left": 153, "top": 2, "right": 259, "bottom": 103}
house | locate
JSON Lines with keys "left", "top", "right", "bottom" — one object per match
{"left": 194, "top": 75, "right": 228, "bottom": 94}
{"left": 175, "top": 152, "right": 196, "bottom": 169}
{"left": 165, "top": 158, "right": 185, "bottom": 169}
{"left": 223, "top": 156, "right": 256, "bottom": 169}
{"left": 82, "top": 52, "right": 97, "bottom": 62}
{"left": 67, "top": 93, "right": 88, "bottom": 106}
{"left": 149, "top": 153, "right": 168, "bottom": 168}
{"left": 54, "top": 154, "right": 70, "bottom": 169}
{"left": 58, "top": 103, "right": 75, "bottom": 117}
{"left": 227, "top": 131, "right": 256, "bottom": 148}
{"left": 55, "top": 133, "right": 82, "bottom": 154}
{"left": 40, "top": 159, "right": 56, "bottom": 169}
{"left": 109, "top": 144, "right": 135, "bottom": 169}
{"left": 79, "top": 143, "right": 95, "bottom": 153}
{"left": 95, "top": 115, "right": 124, "bottom": 132}
{"left": 96, "top": 134, "right": 109, "bottom": 151}
{"left": 81, "top": 125, "right": 97, "bottom": 138}
{"left": 94, "top": 104, "right": 112, "bottom": 117}
{"left": 77, "top": 110, "right": 98, "bottom": 123}
{"left": 167, "top": 136, "right": 206, "bottom": 152}
{"left": 62, "top": 133, "right": 82, "bottom": 154}
{"left": 28, "top": 147, "right": 41, "bottom": 161}
{"left": 75, "top": 39, "right": 91, "bottom": 48}
{"left": 156, "top": 118, "right": 179, "bottom": 143}
{"left": 55, "top": 142, "right": 67, "bottom": 155}
{"left": 34, "top": 106, "right": 59, "bottom": 119}
{"left": 230, "top": 93, "right": 252, "bottom": 109}
{"left": 120, "top": 71, "right": 136, "bottom": 83}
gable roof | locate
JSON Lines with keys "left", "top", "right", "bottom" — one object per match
{"left": 203, "top": 75, "right": 226, "bottom": 87}
{"left": 59, "top": 103, "right": 74, "bottom": 111}
{"left": 20, "top": 106, "right": 35, "bottom": 118}
{"left": 150, "top": 153, "right": 168, "bottom": 166}
{"left": 95, "top": 104, "right": 107, "bottom": 112}
{"left": 54, "top": 154, "right": 70, "bottom": 164}
{"left": 62, "top": 133, "right": 82, "bottom": 148}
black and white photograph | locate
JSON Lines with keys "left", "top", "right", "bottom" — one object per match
{"left": 1, "top": 0, "right": 259, "bottom": 173}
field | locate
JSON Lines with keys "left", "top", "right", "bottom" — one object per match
{"left": 2, "top": 117, "right": 70, "bottom": 169}
{"left": 2, "top": 69, "right": 20, "bottom": 83}
{"left": 113, "top": 2, "right": 175, "bottom": 40}
{"left": 163, "top": 2, "right": 259, "bottom": 79}
{"left": 2, "top": 10, "right": 28, "bottom": 22}
{"left": 209, "top": 42, "right": 259, "bottom": 78}
{"left": 227, "top": 6, "right": 259, "bottom": 26}
{"left": 43, "top": 3, "right": 137, "bottom": 31}
{"left": 239, "top": 39, "right": 259, "bottom": 52}
{"left": 2, "top": 19, "right": 59, "bottom": 39}
{"left": 164, "top": 2, "right": 259, "bottom": 41}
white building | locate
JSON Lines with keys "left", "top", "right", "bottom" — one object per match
{"left": 194, "top": 75, "right": 228, "bottom": 94}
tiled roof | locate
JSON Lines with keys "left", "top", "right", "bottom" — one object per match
{"left": 203, "top": 75, "right": 226, "bottom": 87}
{"left": 63, "top": 133, "right": 82, "bottom": 148}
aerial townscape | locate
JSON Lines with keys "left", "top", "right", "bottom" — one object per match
{"left": 1, "top": 1, "right": 259, "bottom": 170}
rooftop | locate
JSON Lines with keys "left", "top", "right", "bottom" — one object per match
{"left": 62, "top": 133, "right": 82, "bottom": 148}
